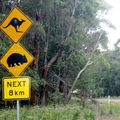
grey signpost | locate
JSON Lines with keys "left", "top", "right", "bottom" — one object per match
{"left": 17, "top": 100, "right": 20, "bottom": 120}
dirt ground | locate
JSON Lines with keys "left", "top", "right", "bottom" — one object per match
{"left": 95, "top": 114, "right": 117, "bottom": 120}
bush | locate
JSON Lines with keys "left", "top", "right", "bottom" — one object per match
{"left": 84, "top": 108, "right": 95, "bottom": 120}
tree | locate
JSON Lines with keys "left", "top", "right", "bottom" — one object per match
{"left": 100, "top": 47, "right": 120, "bottom": 96}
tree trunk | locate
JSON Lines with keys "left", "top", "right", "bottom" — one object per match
{"left": 63, "top": 79, "right": 68, "bottom": 103}
{"left": 0, "top": 0, "right": 3, "bottom": 13}
{"left": 32, "top": 9, "right": 40, "bottom": 104}
{"left": 0, "top": 0, "right": 4, "bottom": 13}
{"left": 41, "top": 88, "right": 46, "bottom": 106}
{"left": 41, "top": 16, "right": 50, "bottom": 106}
{"left": 64, "top": 60, "right": 91, "bottom": 104}
{"left": 33, "top": 9, "right": 42, "bottom": 71}
{"left": 33, "top": 33, "right": 39, "bottom": 71}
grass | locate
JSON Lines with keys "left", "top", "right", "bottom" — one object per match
{"left": 93, "top": 102, "right": 120, "bottom": 120}
{"left": 0, "top": 102, "right": 95, "bottom": 120}
{"left": 99, "top": 102, "right": 120, "bottom": 115}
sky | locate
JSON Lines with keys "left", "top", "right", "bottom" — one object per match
{"left": 102, "top": 0, "right": 120, "bottom": 49}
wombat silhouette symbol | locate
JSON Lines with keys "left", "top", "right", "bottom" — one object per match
{"left": 7, "top": 53, "right": 27, "bottom": 67}
{"left": 3, "top": 18, "right": 25, "bottom": 33}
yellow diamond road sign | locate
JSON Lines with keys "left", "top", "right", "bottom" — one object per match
{"left": 0, "top": 43, "right": 34, "bottom": 76}
{"left": 0, "top": 6, "right": 33, "bottom": 43}
{"left": 3, "top": 77, "right": 30, "bottom": 100}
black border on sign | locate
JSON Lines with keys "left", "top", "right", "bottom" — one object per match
{"left": 2, "top": 76, "right": 31, "bottom": 100}
{"left": 0, "top": 42, "right": 34, "bottom": 77}
{"left": 0, "top": 6, "right": 33, "bottom": 43}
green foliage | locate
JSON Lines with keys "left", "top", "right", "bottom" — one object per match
{"left": 84, "top": 108, "right": 95, "bottom": 120}
{"left": 37, "top": 24, "right": 46, "bottom": 37}
{"left": 100, "top": 49, "right": 120, "bottom": 96}
{"left": 72, "top": 112, "right": 79, "bottom": 120}
{"left": 24, "top": 68, "right": 41, "bottom": 89}
{"left": 49, "top": 90, "right": 63, "bottom": 104}
{"left": 0, "top": 32, "right": 12, "bottom": 54}
{"left": 99, "top": 56, "right": 111, "bottom": 68}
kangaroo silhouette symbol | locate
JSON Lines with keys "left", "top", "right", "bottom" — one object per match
{"left": 3, "top": 18, "right": 25, "bottom": 33}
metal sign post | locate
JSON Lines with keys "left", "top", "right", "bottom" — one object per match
{"left": 17, "top": 100, "right": 20, "bottom": 120}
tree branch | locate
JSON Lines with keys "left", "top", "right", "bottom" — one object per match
{"left": 66, "top": 31, "right": 104, "bottom": 101}
{"left": 45, "top": 0, "right": 79, "bottom": 75}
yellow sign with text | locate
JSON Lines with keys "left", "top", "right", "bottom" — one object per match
{"left": 0, "top": 6, "right": 32, "bottom": 43}
{"left": 3, "top": 77, "right": 30, "bottom": 100}
{"left": 0, "top": 43, "right": 34, "bottom": 76}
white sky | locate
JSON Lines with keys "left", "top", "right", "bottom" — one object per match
{"left": 102, "top": 0, "right": 120, "bottom": 49}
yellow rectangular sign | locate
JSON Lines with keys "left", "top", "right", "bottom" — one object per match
{"left": 3, "top": 77, "right": 30, "bottom": 100}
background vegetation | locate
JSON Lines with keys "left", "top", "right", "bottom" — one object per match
{"left": 0, "top": 0, "right": 120, "bottom": 108}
